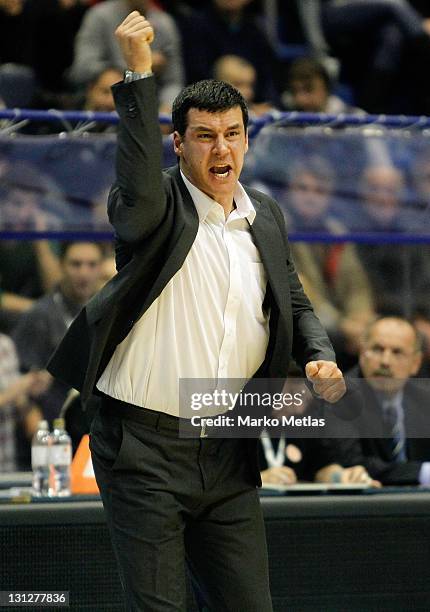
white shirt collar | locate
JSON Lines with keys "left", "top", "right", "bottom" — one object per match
{"left": 180, "top": 170, "right": 256, "bottom": 225}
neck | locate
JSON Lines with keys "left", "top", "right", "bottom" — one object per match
{"left": 60, "top": 283, "right": 85, "bottom": 307}
{"left": 222, "top": 200, "right": 236, "bottom": 219}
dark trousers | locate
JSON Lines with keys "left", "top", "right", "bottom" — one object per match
{"left": 89, "top": 396, "right": 273, "bottom": 612}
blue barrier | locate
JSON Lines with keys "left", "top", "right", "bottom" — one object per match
{"left": 2, "top": 108, "right": 430, "bottom": 131}
{"left": 2, "top": 108, "right": 430, "bottom": 242}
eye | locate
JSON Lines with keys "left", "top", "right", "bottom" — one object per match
{"left": 198, "top": 133, "right": 212, "bottom": 139}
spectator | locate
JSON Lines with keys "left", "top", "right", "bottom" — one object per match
{"left": 354, "top": 164, "right": 430, "bottom": 316}
{"left": 260, "top": 434, "right": 377, "bottom": 486}
{"left": 0, "top": 240, "right": 62, "bottom": 333}
{"left": 178, "top": 0, "right": 279, "bottom": 105}
{"left": 0, "top": 160, "right": 70, "bottom": 331}
{"left": 281, "top": 156, "right": 375, "bottom": 356}
{"left": 282, "top": 155, "right": 339, "bottom": 231}
{"left": 213, "top": 54, "right": 277, "bottom": 117}
{"left": 0, "top": 333, "right": 50, "bottom": 471}
{"left": 294, "top": 0, "right": 430, "bottom": 113}
{"left": 282, "top": 56, "right": 362, "bottom": 114}
{"left": 13, "top": 241, "right": 104, "bottom": 422}
{"left": 0, "top": 161, "right": 73, "bottom": 232}
{"left": 83, "top": 66, "right": 123, "bottom": 113}
{"left": 318, "top": 316, "right": 430, "bottom": 485}
{"left": 68, "top": 0, "right": 184, "bottom": 110}
{"left": 259, "top": 378, "right": 377, "bottom": 486}
{"left": 358, "top": 164, "right": 408, "bottom": 232}
{"left": 29, "top": 66, "right": 123, "bottom": 136}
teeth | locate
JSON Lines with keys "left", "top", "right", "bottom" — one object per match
{"left": 211, "top": 166, "right": 230, "bottom": 178}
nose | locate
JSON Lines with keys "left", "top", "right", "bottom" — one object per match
{"left": 380, "top": 347, "right": 394, "bottom": 366}
{"left": 213, "top": 135, "right": 228, "bottom": 156}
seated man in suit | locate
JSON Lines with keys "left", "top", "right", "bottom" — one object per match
{"left": 258, "top": 377, "right": 377, "bottom": 486}
{"left": 318, "top": 316, "right": 430, "bottom": 485}
{"left": 259, "top": 434, "right": 377, "bottom": 485}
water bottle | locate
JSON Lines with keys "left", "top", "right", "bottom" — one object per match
{"left": 49, "top": 418, "right": 72, "bottom": 497}
{"left": 31, "top": 420, "right": 51, "bottom": 497}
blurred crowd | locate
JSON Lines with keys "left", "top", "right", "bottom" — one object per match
{"left": 1, "top": 0, "right": 430, "bottom": 487}
{"left": 2, "top": 0, "right": 430, "bottom": 115}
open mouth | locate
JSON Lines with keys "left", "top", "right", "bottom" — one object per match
{"left": 210, "top": 164, "right": 232, "bottom": 179}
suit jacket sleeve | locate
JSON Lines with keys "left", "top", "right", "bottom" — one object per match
{"left": 107, "top": 77, "right": 167, "bottom": 245}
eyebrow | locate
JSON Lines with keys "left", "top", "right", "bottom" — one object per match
{"left": 191, "top": 123, "right": 242, "bottom": 132}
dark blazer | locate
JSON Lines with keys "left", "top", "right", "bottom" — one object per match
{"left": 317, "top": 366, "right": 430, "bottom": 485}
{"left": 47, "top": 76, "right": 335, "bottom": 484}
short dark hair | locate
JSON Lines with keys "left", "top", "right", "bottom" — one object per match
{"left": 59, "top": 241, "right": 105, "bottom": 260}
{"left": 288, "top": 57, "right": 331, "bottom": 92}
{"left": 172, "top": 79, "right": 249, "bottom": 136}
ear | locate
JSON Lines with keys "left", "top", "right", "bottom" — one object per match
{"left": 173, "top": 131, "right": 182, "bottom": 156}
{"left": 410, "top": 351, "right": 423, "bottom": 377}
{"left": 244, "top": 130, "right": 249, "bottom": 154}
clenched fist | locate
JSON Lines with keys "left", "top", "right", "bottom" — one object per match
{"left": 305, "top": 360, "right": 346, "bottom": 403}
{"left": 115, "top": 11, "right": 154, "bottom": 73}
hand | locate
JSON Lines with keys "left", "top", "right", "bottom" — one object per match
{"left": 115, "top": 11, "right": 154, "bottom": 73}
{"left": 305, "top": 360, "right": 346, "bottom": 403}
{"left": 315, "top": 463, "right": 381, "bottom": 487}
{"left": 341, "top": 466, "right": 381, "bottom": 488}
{"left": 29, "top": 370, "right": 53, "bottom": 397}
{"left": 261, "top": 466, "right": 297, "bottom": 485}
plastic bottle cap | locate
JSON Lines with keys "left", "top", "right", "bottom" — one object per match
{"left": 38, "top": 420, "right": 49, "bottom": 430}
{"left": 53, "top": 418, "right": 65, "bottom": 429}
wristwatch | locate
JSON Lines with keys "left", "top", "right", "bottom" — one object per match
{"left": 124, "top": 69, "right": 153, "bottom": 83}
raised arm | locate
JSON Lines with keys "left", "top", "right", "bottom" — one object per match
{"left": 108, "top": 11, "right": 166, "bottom": 244}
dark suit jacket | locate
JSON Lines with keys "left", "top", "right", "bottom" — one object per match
{"left": 317, "top": 366, "right": 430, "bottom": 485}
{"left": 47, "top": 76, "right": 335, "bottom": 484}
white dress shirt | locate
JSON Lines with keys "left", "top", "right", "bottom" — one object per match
{"left": 97, "top": 173, "right": 269, "bottom": 416}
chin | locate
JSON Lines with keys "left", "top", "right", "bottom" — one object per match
{"left": 370, "top": 377, "right": 402, "bottom": 394}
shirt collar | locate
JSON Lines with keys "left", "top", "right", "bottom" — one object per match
{"left": 180, "top": 170, "right": 256, "bottom": 224}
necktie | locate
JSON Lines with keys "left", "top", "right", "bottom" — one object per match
{"left": 383, "top": 403, "right": 406, "bottom": 462}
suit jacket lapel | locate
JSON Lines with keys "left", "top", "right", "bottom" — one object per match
{"left": 248, "top": 196, "right": 290, "bottom": 316}
{"left": 87, "top": 167, "right": 198, "bottom": 326}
